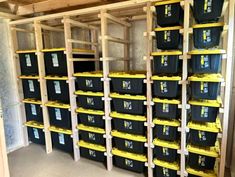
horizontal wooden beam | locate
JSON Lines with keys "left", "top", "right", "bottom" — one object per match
{"left": 0, "top": 12, "right": 23, "bottom": 19}
{"left": 63, "top": 18, "right": 98, "bottom": 30}
{"left": 104, "top": 35, "right": 129, "bottom": 44}
{"left": 101, "top": 12, "right": 131, "bottom": 27}
{"left": 68, "top": 39, "right": 98, "bottom": 46}
{"left": 40, "top": 24, "right": 64, "bottom": 32}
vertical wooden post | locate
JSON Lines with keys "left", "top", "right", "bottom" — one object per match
{"left": 34, "top": 21, "right": 52, "bottom": 154}
{"left": 100, "top": 9, "right": 113, "bottom": 171}
{"left": 124, "top": 26, "right": 130, "bottom": 71}
{"left": 63, "top": 16, "right": 80, "bottom": 161}
{"left": 91, "top": 29, "right": 100, "bottom": 71}
{"left": 146, "top": 2, "right": 153, "bottom": 177}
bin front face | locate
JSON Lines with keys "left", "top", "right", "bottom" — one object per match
{"left": 156, "top": 3, "right": 183, "bottom": 27}
{"left": 74, "top": 61, "right": 95, "bottom": 73}
{"left": 153, "top": 80, "right": 180, "bottom": 98}
{"left": 27, "top": 127, "right": 45, "bottom": 145}
{"left": 80, "top": 147, "right": 105, "bottom": 162}
{"left": 51, "top": 132, "right": 73, "bottom": 153}
{"left": 153, "top": 103, "right": 179, "bottom": 119}
{"left": 79, "top": 130, "right": 105, "bottom": 145}
{"left": 188, "top": 153, "right": 216, "bottom": 170}
{"left": 189, "top": 129, "right": 217, "bottom": 147}
{"left": 48, "top": 107, "right": 71, "bottom": 129}
{"left": 76, "top": 77, "right": 103, "bottom": 92}
{"left": 154, "top": 146, "right": 178, "bottom": 163}
{"left": 22, "top": 79, "right": 41, "bottom": 99}
{"left": 78, "top": 113, "right": 105, "bottom": 128}
{"left": 191, "top": 105, "right": 218, "bottom": 123}
{"left": 154, "top": 166, "right": 178, "bottom": 177}
{"left": 154, "top": 125, "right": 178, "bottom": 141}
{"left": 19, "top": 53, "right": 38, "bottom": 75}
{"left": 77, "top": 96, "right": 104, "bottom": 110}
{"left": 113, "top": 156, "right": 145, "bottom": 173}
{"left": 47, "top": 80, "right": 69, "bottom": 103}
{"left": 25, "top": 103, "right": 43, "bottom": 123}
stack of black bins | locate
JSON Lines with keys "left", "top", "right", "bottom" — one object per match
{"left": 154, "top": 0, "right": 184, "bottom": 176}
{"left": 187, "top": 1, "right": 224, "bottom": 175}
{"left": 73, "top": 72, "right": 106, "bottom": 163}
{"left": 17, "top": 50, "right": 45, "bottom": 145}
{"left": 109, "top": 72, "right": 147, "bottom": 173}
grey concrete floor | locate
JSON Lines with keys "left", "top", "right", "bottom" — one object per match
{"left": 8, "top": 144, "right": 143, "bottom": 177}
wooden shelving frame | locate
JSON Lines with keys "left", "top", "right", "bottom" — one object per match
{"left": 8, "top": 1, "right": 235, "bottom": 177}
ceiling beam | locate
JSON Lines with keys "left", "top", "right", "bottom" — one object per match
{"left": 0, "top": 11, "right": 23, "bottom": 19}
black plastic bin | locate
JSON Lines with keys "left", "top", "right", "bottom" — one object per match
{"left": 109, "top": 72, "right": 146, "bottom": 95}
{"left": 152, "top": 75, "right": 181, "bottom": 98}
{"left": 153, "top": 138, "right": 179, "bottom": 163}
{"left": 189, "top": 74, "right": 223, "bottom": 100}
{"left": 23, "top": 99, "right": 43, "bottom": 123}
{"left": 153, "top": 119, "right": 180, "bottom": 141}
{"left": 193, "top": 0, "right": 224, "bottom": 23}
{"left": 153, "top": 98, "right": 180, "bottom": 119}
{"left": 188, "top": 152, "right": 216, "bottom": 170}
{"left": 193, "top": 23, "right": 223, "bottom": 49}
{"left": 155, "top": 0, "right": 183, "bottom": 27}
{"left": 111, "top": 112, "right": 146, "bottom": 135}
{"left": 43, "top": 48, "right": 95, "bottom": 76}
{"left": 75, "top": 90, "right": 104, "bottom": 110}
{"left": 110, "top": 93, "right": 146, "bottom": 115}
{"left": 26, "top": 121, "right": 45, "bottom": 145}
{"left": 79, "top": 140, "right": 106, "bottom": 162}
{"left": 21, "top": 76, "right": 41, "bottom": 99}
{"left": 189, "top": 99, "right": 220, "bottom": 123}
{"left": 112, "top": 148, "right": 147, "bottom": 173}
{"left": 45, "top": 101, "right": 71, "bottom": 129}
{"left": 111, "top": 130, "right": 146, "bottom": 154}
{"left": 17, "top": 50, "right": 39, "bottom": 75}
{"left": 153, "top": 159, "right": 179, "bottom": 177}
{"left": 152, "top": 51, "right": 182, "bottom": 74}
{"left": 189, "top": 50, "right": 225, "bottom": 74}
{"left": 77, "top": 108, "right": 105, "bottom": 128}
{"left": 78, "top": 124, "right": 105, "bottom": 145}
{"left": 74, "top": 72, "right": 103, "bottom": 92}
{"left": 50, "top": 126, "right": 73, "bottom": 153}
{"left": 45, "top": 76, "right": 69, "bottom": 103}
{"left": 155, "top": 26, "right": 183, "bottom": 50}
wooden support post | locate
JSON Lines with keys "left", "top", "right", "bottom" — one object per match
{"left": 146, "top": 3, "right": 153, "bottom": 177}
{"left": 63, "top": 16, "right": 80, "bottom": 161}
{"left": 100, "top": 9, "right": 113, "bottom": 171}
{"left": 91, "top": 29, "right": 100, "bottom": 71}
{"left": 34, "top": 21, "right": 53, "bottom": 154}
{"left": 124, "top": 25, "right": 130, "bottom": 71}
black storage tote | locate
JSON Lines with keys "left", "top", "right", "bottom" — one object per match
{"left": 77, "top": 124, "right": 105, "bottom": 145}
{"left": 110, "top": 93, "right": 146, "bottom": 115}
{"left": 76, "top": 108, "right": 105, "bottom": 129}
{"left": 153, "top": 138, "right": 179, "bottom": 163}
{"left": 109, "top": 72, "right": 146, "bottom": 95}
{"left": 188, "top": 121, "right": 220, "bottom": 147}
{"left": 189, "top": 49, "right": 225, "bottom": 74}
{"left": 193, "top": 23, "right": 223, "bottom": 49}
{"left": 189, "top": 74, "right": 223, "bottom": 100}
{"left": 152, "top": 75, "right": 181, "bottom": 98}
{"left": 17, "top": 50, "right": 39, "bottom": 75}
{"left": 153, "top": 118, "right": 180, "bottom": 141}
{"left": 45, "top": 101, "right": 71, "bottom": 129}
{"left": 49, "top": 126, "right": 73, "bottom": 153}
{"left": 153, "top": 159, "right": 179, "bottom": 177}
{"left": 155, "top": 26, "right": 183, "bottom": 50}
{"left": 152, "top": 51, "right": 182, "bottom": 74}
{"left": 23, "top": 99, "right": 43, "bottom": 123}
{"left": 25, "top": 121, "right": 45, "bottom": 145}
{"left": 75, "top": 90, "right": 104, "bottom": 110}
{"left": 74, "top": 72, "right": 103, "bottom": 92}
{"left": 112, "top": 148, "right": 147, "bottom": 173}
{"left": 193, "top": 0, "right": 224, "bottom": 23}
{"left": 153, "top": 98, "right": 180, "bottom": 119}
{"left": 155, "top": 0, "right": 183, "bottom": 27}
{"left": 20, "top": 76, "right": 41, "bottom": 99}
{"left": 189, "top": 99, "right": 220, "bottom": 123}
{"left": 45, "top": 76, "right": 69, "bottom": 103}
{"left": 111, "top": 130, "right": 147, "bottom": 154}
{"left": 79, "top": 140, "right": 106, "bottom": 162}
{"left": 110, "top": 112, "right": 146, "bottom": 135}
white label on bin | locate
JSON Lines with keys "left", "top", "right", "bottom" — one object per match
{"left": 164, "top": 31, "right": 171, "bottom": 42}
{"left": 162, "top": 103, "right": 169, "bottom": 113}
{"left": 201, "top": 106, "right": 209, "bottom": 118}
{"left": 198, "top": 131, "right": 207, "bottom": 141}
{"left": 55, "top": 108, "right": 62, "bottom": 120}
{"left": 33, "top": 128, "right": 39, "bottom": 139}
{"left": 25, "top": 54, "right": 32, "bottom": 67}
{"left": 123, "top": 101, "right": 132, "bottom": 110}
{"left": 200, "top": 82, "right": 208, "bottom": 93}
{"left": 51, "top": 53, "right": 59, "bottom": 67}
{"left": 200, "top": 55, "right": 209, "bottom": 68}
{"left": 122, "top": 81, "right": 131, "bottom": 90}
{"left": 163, "top": 125, "right": 170, "bottom": 136}
{"left": 125, "top": 140, "right": 133, "bottom": 149}
{"left": 54, "top": 81, "right": 61, "bottom": 94}
{"left": 164, "top": 4, "right": 172, "bottom": 17}
{"left": 160, "top": 81, "right": 168, "bottom": 93}
{"left": 163, "top": 147, "right": 169, "bottom": 156}
{"left": 163, "top": 168, "right": 170, "bottom": 176}
{"left": 161, "top": 56, "right": 168, "bottom": 67}
{"left": 198, "top": 155, "right": 206, "bottom": 167}
{"left": 88, "top": 115, "right": 95, "bottom": 123}
{"left": 124, "top": 120, "right": 133, "bottom": 130}
{"left": 203, "top": 29, "right": 212, "bottom": 43}
{"left": 58, "top": 133, "right": 65, "bottom": 145}
{"left": 31, "top": 104, "right": 37, "bottom": 115}
{"left": 88, "top": 133, "right": 96, "bottom": 141}
{"left": 125, "top": 159, "right": 133, "bottom": 168}
{"left": 87, "top": 97, "right": 94, "bottom": 106}
{"left": 89, "top": 149, "right": 96, "bottom": 157}
{"left": 85, "top": 79, "right": 93, "bottom": 88}
{"left": 28, "top": 80, "right": 35, "bottom": 92}
{"left": 204, "top": 0, "right": 212, "bottom": 13}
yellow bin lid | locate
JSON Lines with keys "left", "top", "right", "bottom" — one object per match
{"left": 187, "top": 167, "right": 217, "bottom": 177}
{"left": 112, "top": 148, "right": 147, "bottom": 162}
{"left": 24, "top": 121, "right": 44, "bottom": 129}
{"left": 109, "top": 72, "right": 146, "bottom": 79}
{"left": 188, "top": 118, "right": 221, "bottom": 133}
{"left": 187, "top": 144, "right": 219, "bottom": 158}
{"left": 45, "top": 101, "right": 70, "bottom": 109}
{"left": 75, "top": 90, "right": 104, "bottom": 97}
{"left": 110, "top": 111, "right": 146, "bottom": 121}
{"left": 153, "top": 118, "right": 180, "bottom": 127}
{"left": 110, "top": 93, "right": 146, "bottom": 100}
{"left": 22, "top": 98, "right": 42, "bottom": 105}
{"left": 155, "top": 26, "right": 183, "bottom": 32}
{"left": 153, "top": 159, "right": 179, "bottom": 171}
{"left": 189, "top": 99, "right": 221, "bottom": 107}
{"left": 193, "top": 22, "right": 224, "bottom": 29}
{"left": 188, "top": 74, "right": 223, "bottom": 82}
{"left": 111, "top": 130, "right": 147, "bottom": 142}
{"left": 49, "top": 126, "right": 72, "bottom": 135}
{"left": 73, "top": 71, "right": 103, "bottom": 78}
{"left": 76, "top": 107, "right": 104, "bottom": 115}
{"left": 44, "top": 75, "right": 68, "bottom": 80}
{"left": 77, "top": 124, "right": 105, "bottom": 134}
{"left": 153, "top": 98, "right": 180, "bottom": 104}
{"left": 19, "top": 75, "right": 39, "bottom": 79}
{"left": 16, "top": 49, "right": 36, "bottom": 53}
{"left": 153, "top": 138, "right": 180, "bottom": 149}
{"left": 155, "top": 0, "right": 182, "bottom": 6}
{"left": 151, "top": 51, "right": 182, "bottom": 56}
{"left": 188, "top": 49, "right": 226, "bottom": 55}
{"left": 151, "top": 75, "right": 181, "bottom": 81}
{"left": 78, "top": 140, "right": 106, "bottom": 152}
{"left": 41, "top": 48, "right": 94, "bottom": 54}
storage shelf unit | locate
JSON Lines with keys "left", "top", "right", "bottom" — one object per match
{"left": 8, "top": 0, "right": 235, "bottom": 177}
